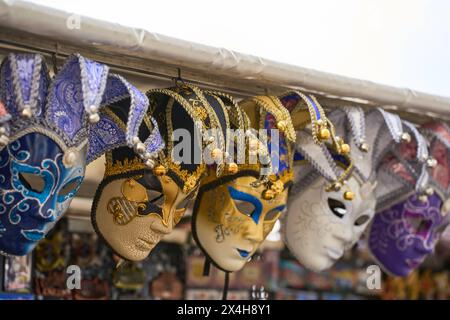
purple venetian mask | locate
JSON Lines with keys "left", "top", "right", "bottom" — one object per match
{"left": 369, "top": 121, "right": 450, "bottom": 276}
{"left": 369, "top": 193, "right": 446, "bottom": 276}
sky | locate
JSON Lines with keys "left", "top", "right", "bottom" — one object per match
{"left": 25, "top": 0, "right": 450, "bottom": 97}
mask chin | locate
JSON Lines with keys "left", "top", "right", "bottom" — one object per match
{"left": 0, "top": 133, "right": 87, "bottom": 256}
{"left": 193, "top": 175, "right": 287, "bottom": 273}
{"left": 285, "top": 176, "right": 375, "bottom": 272}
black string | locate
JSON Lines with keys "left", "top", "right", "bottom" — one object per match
{"left": 51, "top": 52, "right": 58, "bottom": 75}
{"left": 222, "top": 272, "right": 229, "bottom": 300}
{"left": 173, "top": 68, "right": 187, "bottom": 87}
{"left": 149, "top": 194, "right": 164, "bottom": 204}
{"left": 202, "top": 258, "right": 211, "bottom": 276}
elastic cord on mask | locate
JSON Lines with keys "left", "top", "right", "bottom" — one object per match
{"left": 202, "top": 258, "right": 211, "bottom": 276}
{"left": 222, "top": 272, "right": 230, "bottom": 300}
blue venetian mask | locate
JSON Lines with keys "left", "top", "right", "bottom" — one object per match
{"left": 0, "top": 133, "right": 86, "bottom": 255}
{"left": 0, "top": 53, "right": 154, "bottom": 256}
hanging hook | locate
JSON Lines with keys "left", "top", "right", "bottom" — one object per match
{"left": 51, "top": 52, "right": 58, "bottom": 76}
{"left": 51, "top": 43, "right": 61, "bottom": 76}
{"left": 173, "top": 68, "right": 186, "bottom": 87}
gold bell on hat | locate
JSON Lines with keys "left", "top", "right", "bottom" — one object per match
{"left": 340, "top": 143, "right": 350, "bottom": 154}
{"left": 343, "top": 191, "right": 355, "bottom": 201}
{"left": 153, "top": 165, "right": 167, "bottom": 176}
{"left": 318, "top": 127, "right": 331, "bottom": 141}
{"left": 276, "top": 120, "right": 287, "bottom": 132}
{"left": 227, "top": 162, "right": 238, "bottom": 174}
{"left": 211, "top": 148, "right": 223, "bottom": 160}
{"left": 262, "top": 189, "right": 275, "bottom": 200}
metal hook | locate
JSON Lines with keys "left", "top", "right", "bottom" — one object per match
{"left": 51, "top": 43, "right": 61, "bottom": 76}
{"left": 51, "top": 52, "right": 58, "bottom": 76}
{"left": 173, "top": 68, "right": 186, "bottom": 87}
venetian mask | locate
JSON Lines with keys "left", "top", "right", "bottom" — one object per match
{"left": 92, "top": 84, "right": 228, "bottom": 261}
{"left": 0, "top": 53, "right": 117, "bottom": 256}
{"left": 285, "top": 106, "right": 413, "bottom": 272}
{"left": 368, "top": 121, "right": 450, "bottom": 276}
{"left": 192, "top": 93, "right": 295, "bottom": 272}
{"left": 194, "top": 175, "right": 287, "bottom": 272}
{"left": 0, "top": 134, "right": 86, "bottom": 255}
{"left": 92, "top": 149, "right": 191, "bottom": 261}
{"left": 286, "top": 171, "right": 376, "bottom": 271}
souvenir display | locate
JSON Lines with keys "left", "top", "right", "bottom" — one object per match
{"left": 0, "top": 46, "right": 447, "bottom": 301}
{"left": 368, "top": 121, "right": 450, "bottom": 276}
{"left": 3, "top": 254, "right": 32, "bottom": 292}
{"left": 112, "top": 261, "right": 147, "bottom": 291}
{"left": 192, "top": 93, "right": 292, "bottom": 273}
{"left": 149, "top": 271, "right": 184, "bottom": 300}
{"left": 91, "top": 83, "right": 228, "bottom": 261}
{"left": 34, "top": 227, "right": 71, "bottom": 299}
{"left": 285, "top": 105, "right": 416, "bottom": 272}
{"left": 0, "top": 53, "right": 144, "bottom": 256}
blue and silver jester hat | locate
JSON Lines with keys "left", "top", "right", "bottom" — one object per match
{"left": 87, "top": 73, "right": 164, "bottom": 165}
{"left": 284, "top": 105, "right": 426, "bottom": 272}
{"left": 0, "top": 53, "right": 163, "bottom": 256}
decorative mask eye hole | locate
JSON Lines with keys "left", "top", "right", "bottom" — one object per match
{"left": 264, "top": 207, "right": 283, "bottom": 222}
{"left": 19, "top": 172, "right": 45, "bottom": 193}
{"left": 405, "top": 214, "right": 432, "bottom": 237}
{"left": 58, "top": 180, "right": 80, "bottom": 198}
{"left": 141, "top": 173, "right": 163, "bottom": 192}
{"left": 175, "top": 197, "right": 191, "bottom": 210}
{"left": 328, "top": 198, "right": 347, "bottom": 219}
{"left": 233, "top": 199, "right": 255, "bottom": 217}
{"left": 147, "top": 189, "right": 164, "bottom": 207}
{"left": 354, "top": 214, "right": 371, "bottom": 226}
{"left": 176, "top": 190, "right": 196, "bottom": 210}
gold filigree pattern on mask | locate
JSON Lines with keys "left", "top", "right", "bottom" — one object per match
{"left": 147, "top": 83, "right": 230, "bottom": 193}
{"left": 107, "top": 179, "right": 148, "bottom": 225}
{"left": 104, "top": 157, "right": 147, "bottom": 178}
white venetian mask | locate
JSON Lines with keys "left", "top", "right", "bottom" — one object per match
{"left": 285, "top": 173, "right": 376, "bottom": 272}
{"left": 284, "top": 106, "right": 411, "bottom": 272}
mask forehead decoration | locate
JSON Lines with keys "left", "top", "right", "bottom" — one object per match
{"left": 192, "top": 93, "right": 295, "bottom": 273}
{"left": 285, "top": 101, "right": 412, "bottom": 272}
{"left": 369, "top": 121, "right": 450, "bottom": 276}
{"left": 0, "top": 53, "right": 115, "bottom": 256}
{"left": 91, "top": 83, "right": 227, "bottom": 262}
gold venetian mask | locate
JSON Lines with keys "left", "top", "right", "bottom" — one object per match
{"left": 92, "top": 156, "right": 195, "bottom": 261}
{"left": 92, "top": 84, "right": 229, "bottom": 262}
{"left": 191, "top": 93, "right": 296, "bottom": 273}
{"left": 193, "top": 175, "right": 287, "bottom": 272}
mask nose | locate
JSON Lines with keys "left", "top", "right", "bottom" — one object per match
{"left": 333, "top": 226, "right": 354, "bottom": 247}
{"left": 243, "top": 223, "right": 264, "bottom": 243}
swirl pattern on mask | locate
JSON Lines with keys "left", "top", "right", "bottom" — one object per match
{"left": 0, "top": 134, "right": 85, "bottom": 255}
{"left": 369, "top": 193, "right": 444, "bottom": 276}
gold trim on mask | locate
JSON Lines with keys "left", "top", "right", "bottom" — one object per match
{"left": 167, "top": 161, "right": 206, "bottom": 194}
{"left": 107, "top": 178, "right": 149, "bottom": 226}
{"left": 240, "top": 95, "right": 296, "bottom": 143}
{"left": 278, "top": 90, "right": 355, "bottom": 197}
{"left": 104, "top": 157, "right": 147, "bottom": 178}
{"left": 238, "top": 95, "right": 296, "bottom": 199}
{"left": 147, "top": 83, "right": 230, "bottom": 194}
